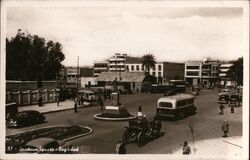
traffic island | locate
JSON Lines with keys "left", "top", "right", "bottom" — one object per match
{"left": 94, "top": 92, "right": 136, "bottom": 121}
{"left": 5, "top": 125, "right": 93, "bottom": 153}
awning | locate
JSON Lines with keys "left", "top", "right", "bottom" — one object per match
{"left": 95, "top": 72, "right": 145, "bottom": 83}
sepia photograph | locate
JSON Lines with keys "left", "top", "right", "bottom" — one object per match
{"left": 1, "top": 0, "right": 249, "bottom": 160}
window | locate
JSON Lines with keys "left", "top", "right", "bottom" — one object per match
{"left": 136, "top": 65, "right": 139, "bottom": 71}
{"left": 153, "top": 65, "right": 155, "bottom": 70}
{"left": 152, "top": 72, "right": 155, "bottom": 76}
{"left": 131, "top": 65, "right": 134, "bottom": 71}
{"left": 158, "top": 65, "right": 162, "bottom": 70}
{"left": 142, "top": 65, "right": 144, "bottom": 71}
{"left": 159, "top": 102, "right": 172, "bottom": 108}
{"left": 126, "top": 66, "right": 129, "bottom": 71}
{"left": 186, "top": 71, "right": 199, "bottom": 76}
{"left": 186, "top": 66, "right": 199, "bottom": 69}
{"left": 176, "top": 99, "right": 194, "bottom": 108}
{"left": 158, "top": 72, "right": 161, "bottom": 76}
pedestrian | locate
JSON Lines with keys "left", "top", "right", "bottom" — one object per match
{"left": 137, "top": 104, "right": 143, "bottom": 117}
{"left": 74, "top": 96, "right": 78, "bottom": 113}
{"left": 230, "top": 105, "right": 234, "bottom": 113}
{"left": 99, "top": 95, "right": 104, "bottom": 111}
{"left": 182, "top": 141, "right": 191, "bottom": 155}
{"left": 56, "top": 92, "right": 60, "bottom": 107}
{"left": 219, "top": 104, "right": 225, "bottom": 115}
{"left": 115, "top": 140, "right": 126, "bottom": 154}
{"left": 136, "top": 88, "right": 139, "bottom": 94}
{"left": 222, "top": 120, "right": 229, "bottom": 137}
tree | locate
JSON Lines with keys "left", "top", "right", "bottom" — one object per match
{"left": 141, "top": 53, "right": 156, "bottom": 76}
{"left": 6, "top": 29, "right": 65, "bottom": 81}
{"left": 227, "top": 57, "right": 243, "bottom": 86}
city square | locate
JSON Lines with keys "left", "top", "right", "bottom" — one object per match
{"left": 1, "top": 1, "right": 249, "bottom": 160}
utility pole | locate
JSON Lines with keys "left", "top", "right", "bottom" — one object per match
{"left": 76, "top": 56, "right": 79, "bottom": 91}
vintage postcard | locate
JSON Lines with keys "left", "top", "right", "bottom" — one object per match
{"left": 1, "top": 0, "right": 249, "bottom": 160}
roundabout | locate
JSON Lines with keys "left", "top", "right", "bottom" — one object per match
{"left": 94, "top": 113, "right": 136, "bottom": 121}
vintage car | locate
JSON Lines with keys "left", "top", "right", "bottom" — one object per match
{"left": 229, "top": 94, "right": 241, "bottom": 107}
{"left": 218, "top": 93, "right": 230, "bottom": 104}
{"left": 7, "top": 110, "right": 45, "bottom": 128}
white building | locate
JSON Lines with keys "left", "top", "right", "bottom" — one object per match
{"left": 185, "top": 61, "right": 202, "bottom": 85}
{"left": 81, "top": 77, "right": 96, "bottom": 87}
{"left": 65, "top": 67, "right": 80, "bottom": 87}
{"left": 125, "top": 57, "right": 164, "bottom": 83}
{"left": 219, "top": 63, "right": 234, "bottom": 86}
{"left": 109, "top": 53, "right": 127, "bottom": 72}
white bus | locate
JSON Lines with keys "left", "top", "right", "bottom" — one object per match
{"left": 156, "top": 94, "right": 196, "bottom": 120}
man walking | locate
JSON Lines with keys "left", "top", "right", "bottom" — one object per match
{"left": 219, "top": 104, "right": 225, "bottom": 115}
{"left": 182, "top": 141, "right": 191, "bottom": 155}
{"left": 99, "top": 95, "right": 104, "bottom": 111}
{"left": 222, "top": 120, "right": 229, "bottom": 137}
{"left": 74, "top": 96, "right": 78, "bottom": 113}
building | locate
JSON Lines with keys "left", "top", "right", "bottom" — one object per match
{"left": 65, "top": 67, "right": 80, "bottom": 88}
{"left": 94, "top": 61, "right": 109, "bottom": 77}
{"left": 95, "top": 72, "right": 145, "bottom": 92}
{"left": 162, "top": 62, "right": 185, "bottom": 84}
{"left": 201, "top": 59, "right": 220, "bottom": 87}
{"left": 125, "top": 56, "right": 164, "bottom": 84}
{"left": 219, "top": 63, "right": 234, "bottom": 87}
{"left": 185, "top": 61, "right": 202, "bottom": 86}
{"left": 80, "top": 66, "right": 96, "bottom": 87}
{"left": 109, "top": 53, "right": 127, "bottom": 72}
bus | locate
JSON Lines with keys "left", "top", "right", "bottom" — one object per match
{"left": 156, "top": 94, "right": 196, "bottom": 120}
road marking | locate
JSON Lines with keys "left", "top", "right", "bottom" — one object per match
{"left": 223, "top": 140, "right": 242, "bottom": 148}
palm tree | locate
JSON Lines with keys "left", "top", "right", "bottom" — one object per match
{"left": 142, "top": 53, "right": 156, "bottom": 76}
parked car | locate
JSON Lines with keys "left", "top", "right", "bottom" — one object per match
{"left": 229, "top": 94, "right": 240, "bottom": 107}
{"left": 218, "top": 94, "right": 230, "bottom": 104}
{"left": 7, "top": 110, "right": 45, "bottom": 128}
{"left": 22, "top": 138, "right": 72, "bottom": 154}
{"left": 220, "top": 88, "right": 230, "bottom": 94}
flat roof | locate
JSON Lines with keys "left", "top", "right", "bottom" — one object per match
{"left": 158, "top": 94, "right": 194, "bottom": 102}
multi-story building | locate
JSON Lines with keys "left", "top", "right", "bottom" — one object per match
{"left": 185, "top": 61, "right": 202, "bottom": 86}
{"left": 94, "top": 61, "right": 109, "bottom": 77}
{"left": 201, "top": 59, "right": 220, "bottom": 87}
{"left": 65, "top": 66, "right": 80, "bottom": 88}
{"left": 219, "top": 63, "right": 234, "bottom": 87}
{"left": 162, "top": 62, "right": 185, "bottom": 84}
{"left": 125, "top": 57, "right": 183, "bottom": 84}
{"left": 109, "top": 53, "right": 127, "bottom": 72}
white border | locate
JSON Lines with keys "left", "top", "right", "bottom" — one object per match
{"left": 1, "top": 1, "right": 249, "bottom": 160}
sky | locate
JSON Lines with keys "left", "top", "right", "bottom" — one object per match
{"left": 6, "top": 6, "right": 244, "bottom": 66}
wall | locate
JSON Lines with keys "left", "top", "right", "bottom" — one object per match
{"left": 6, "top": 89, "right": 59, "bottom": 106}
{"left": 81, "top": 77, "right": 96, "bottom": 87}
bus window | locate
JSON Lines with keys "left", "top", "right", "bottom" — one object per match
{"left": 159, "top": 102, "right": 173, "bottom": 108}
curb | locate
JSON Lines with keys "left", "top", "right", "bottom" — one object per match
{"left": 94, "top": 113, "right": 136, "bottom": 121}
{"left": 40, "top": 102, "right": 91, "bottom": 114}
{"left": 64, "top": 126, "right": 93, "bottom": 142}
{"left": 6, "top": 125, "right": 93, "bottom": 141}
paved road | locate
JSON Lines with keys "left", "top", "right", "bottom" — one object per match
{"left": 6, "top": 88, "right": 242, "bottom": 154}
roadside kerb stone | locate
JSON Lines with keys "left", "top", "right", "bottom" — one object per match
{"left": 40, "top": 102, "right": 91, "bottom": 114}
{"left": 6, "top": 125, "right": 93, "bottom": 142}
{"left": 94, "top": 113, "right": 136, "bottom": 121}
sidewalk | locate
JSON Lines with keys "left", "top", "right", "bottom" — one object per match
{"left": 171, "top": 136, "right": 242, "bottom": 157}
{"left": 18, "top": 100, "right": 91, "bottom": 114}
